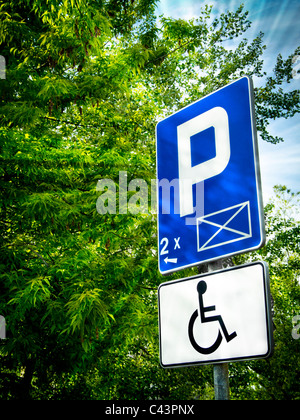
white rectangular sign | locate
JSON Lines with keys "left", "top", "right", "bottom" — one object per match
{"left": 158, "top": 262, "right": 273, "bottom": 367}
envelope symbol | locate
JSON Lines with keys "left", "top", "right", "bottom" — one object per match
{"left": 196, "top": 201, "right": 252, "bottom": 251}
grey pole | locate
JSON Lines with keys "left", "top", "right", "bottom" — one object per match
{"left": 213, "top": 363, "right": 230, "bottom": 400}
{"left": 207, "top": 260, "right": 230, "bottom": 401}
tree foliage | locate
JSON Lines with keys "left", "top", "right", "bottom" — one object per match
{"left": 0, "top": 0, "right": 299, "bottom": 399}
{"left": 231, "top": 186, "right": 300, "bottom": 400}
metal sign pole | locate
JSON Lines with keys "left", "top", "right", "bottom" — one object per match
{"left": 207, "top": 260, "right": 230, "bottom": 401}
{"left": 213, "top": 363, "right": 230, "bottom": 400}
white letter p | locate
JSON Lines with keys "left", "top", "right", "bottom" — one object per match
{"left": 177, "top": 106, "right": 230, "bottom": 217}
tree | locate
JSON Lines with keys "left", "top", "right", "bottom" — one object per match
{"left": 230, "top": 186, "right": 300, "bottom": 400}
{"left": 0, "top": 1, "right": 299, "bottom": 399}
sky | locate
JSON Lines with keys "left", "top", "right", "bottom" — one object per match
{"left": 155, "top": 0, "right": 300, "bottom": 204}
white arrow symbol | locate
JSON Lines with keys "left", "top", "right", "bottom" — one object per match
{"left": 164, "top": 257, "right": 178, "bottom": 264}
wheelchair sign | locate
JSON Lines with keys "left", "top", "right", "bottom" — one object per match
{"left": 188, "top": 280, "right": 237, "bottom": 355}
{"left": 158, "top": 262, "right": 273, "bottom": 367}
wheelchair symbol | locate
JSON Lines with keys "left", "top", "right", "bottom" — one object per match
{"left": 188, "top": 281, "right": 237, "bottom": 355}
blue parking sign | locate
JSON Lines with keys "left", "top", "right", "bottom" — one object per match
{"left": 156, "top": 77, "right": 265, "bottom": 274}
